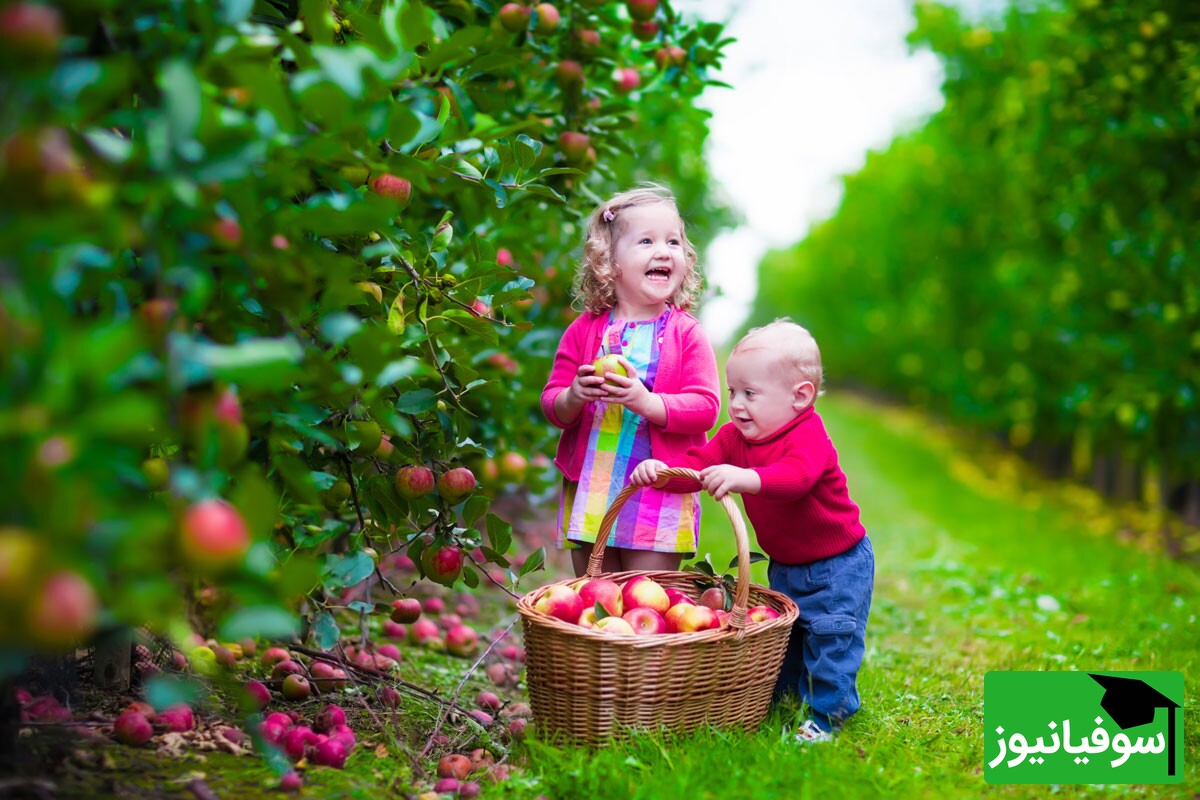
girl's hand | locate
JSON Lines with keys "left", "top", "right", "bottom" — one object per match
{"left": 566, "top": 362, "right": 607, "bottom": 406}
{"left": 698, "top": 465, "right": 761, "bottom": 501}
{"left": 600, "top": 357, "right": 656, "bottom": 416}
{"left": 630, "top": 459, "right": 669, "bottom": 488}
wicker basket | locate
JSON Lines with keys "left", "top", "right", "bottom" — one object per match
{"left": 517, "top": 467, "right": 799, "bottom": 745}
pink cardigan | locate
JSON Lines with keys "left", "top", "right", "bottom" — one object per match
{"left": 541, "top": 309, "right": 720, "bottom": 481}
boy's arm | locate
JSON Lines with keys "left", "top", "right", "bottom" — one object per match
{"left": 656, "top": 323, "right": 721, "bottom": 434}
{"left": 750, "top": 444, "right": 829, "bottom": 499}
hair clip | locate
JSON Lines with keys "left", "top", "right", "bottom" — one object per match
{"left": 602, "top": 208, "right": 615, "bottom": 222}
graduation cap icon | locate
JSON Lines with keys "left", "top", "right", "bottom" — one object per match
{"left": 1089, "top": 673, "right": 1180, "bottom": 777}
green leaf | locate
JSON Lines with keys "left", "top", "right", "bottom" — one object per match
{"left": 485, "top": 513, "right": 512, "bottom": 556}
{"left": 461, "top": 565, "right": 479, "bottom": 589}
{"left": 594, "top": 601, "right": 611, "bottom": 621}
{"left": 320, "top": 312, "right": 362, "bottom": 345}
{"left": 313, "top": 611, "right": 340, "bottom": 650}
{"left": 514, "top": 134, "right": 542, "bottom": 171}
{"left": 220, "top": 0, "right": 255, "bottom": 24}
{"left": 442, "top": 309, "right": 499, "bottom": 344}
{"left": 179, "top": 336, "right": 304, "bottom": 389}
{"left": 396, "top": 388, "right": 437, "bottom": 414}
{"left": 322, "top": 552, "right": 376, "bottom": 589}
{"left": 518, "top": 546, "right": 545, "bottom": 578}
{"left": 463, "top": 495, "right": 489, "bottom": 528}
{"left": 219, "top": 605, "right": 302, "bottom": 641}
{"left": 145, "top": 675, "right": 204, "bottom": 712}
{"left": 159, "top": 60, "right": 202, "bottom": 151}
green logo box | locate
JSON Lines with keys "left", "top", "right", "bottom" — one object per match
{"left": 984, "top": 671, "right": 1184, "bottom": 785}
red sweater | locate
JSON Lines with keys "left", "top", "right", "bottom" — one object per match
{"left": 667, "top": 407, "right": 865, "bottom": 565}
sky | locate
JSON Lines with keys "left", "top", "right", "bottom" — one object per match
{"left": 678, "top": 0, "right": 1000, "bottom": 345}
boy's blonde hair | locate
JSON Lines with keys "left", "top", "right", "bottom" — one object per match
{"left": 573, "top": 183, "right": 702, "bottom": 314}
{"left": 733, "top": 319, "right": 825, "bottom": 396}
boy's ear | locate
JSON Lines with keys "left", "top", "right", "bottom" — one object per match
{"left": 792, "top": 381, "right": 816, "bottom": 411}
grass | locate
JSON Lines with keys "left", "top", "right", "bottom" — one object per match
{"left": 13, "top": 392, "right": 1198, "bottom": 797}
{"left": 502, "top": 393, "right": 1200, "bottom": 799}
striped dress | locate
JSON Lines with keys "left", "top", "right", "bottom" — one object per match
{"left": 558, "top": 307, "right": 700, "bottom": 554}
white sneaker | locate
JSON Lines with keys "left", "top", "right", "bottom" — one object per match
{"left": 792, "top": 719, "right": 834, "bottom": 744}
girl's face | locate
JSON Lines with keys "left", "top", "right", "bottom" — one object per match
{"left": 610, "top": 203, "right": 687, "bottom": 317}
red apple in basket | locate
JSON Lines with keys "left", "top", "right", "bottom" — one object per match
{"left": 577, "top": 578, "right": 623, "bottom": 617}
{"left": 664, "top": 588, "right": 694, "bottom": 607}
{"left": 577, "top": 607, "right": 599, "bottom": 628}
{"left": 699, "top": 586, "right": 728, "bottom": 611}
{"left": 715, "top": 610, "right": 732, "bottom": 629}
{"left": 621, "top": 576, "right": 669, "bottom": 614}
{"left": 593, "top": 616, "right": 636, "bottom": 635}
{"left": 622, "top": 607, "right": 667, "bottom": 635}
{"left": 747, "top": 605, "right": 781, "bottom": 623}
{"left": 534, "top": 584, "right": 583, "bottom": 623}
{"left": 672, "top": 604, "right": 720, "bottom": 633}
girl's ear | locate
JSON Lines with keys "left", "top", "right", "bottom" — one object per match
{"left": 792, "top": 382, "right": 816, "bottom": 412}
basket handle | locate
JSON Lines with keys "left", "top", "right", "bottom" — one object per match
{"left": 586, "top": 467, "right": 753, "bottom": 630}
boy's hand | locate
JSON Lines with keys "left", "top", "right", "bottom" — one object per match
{"left": 699, "top": 465, "right": 761, "bottom": 501}
{"left": 630, "top": 459, "right": 669, "bottom": 488}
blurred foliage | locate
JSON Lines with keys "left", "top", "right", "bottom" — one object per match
{"left": 0, "top": 0, "right": 733, "bottom": 672}
{"left": 749, "top": 0, "right": 1199, "bottom": 498}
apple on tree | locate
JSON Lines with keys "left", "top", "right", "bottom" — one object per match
{"left": 437, "top": 467, "right": 477, "bottom": 504}
{"left": 420, "top": 545, "right": 464, "bottom": 587}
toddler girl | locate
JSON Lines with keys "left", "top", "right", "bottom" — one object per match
{"left": 541, "top": 184, "right": 720, "bottom": 577}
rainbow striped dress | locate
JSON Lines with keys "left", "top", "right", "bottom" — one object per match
{"left": 558, "top": 308, "right": 700, "bottom": 554}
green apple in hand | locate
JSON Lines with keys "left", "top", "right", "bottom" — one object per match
{"left": 592, "top": 354, "right": 628, "bottom": 383}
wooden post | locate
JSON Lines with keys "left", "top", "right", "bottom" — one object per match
{"left": 92, "top": 628, "right": 133, "bottom": 690}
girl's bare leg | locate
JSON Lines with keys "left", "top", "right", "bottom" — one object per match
{"left": 569, "top": 541, "right": 623, "bottom": 577}
{"left": 617, "top": 549, "right": 683, "bottom": 573}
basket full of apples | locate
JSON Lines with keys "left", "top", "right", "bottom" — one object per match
{"left": 516, "top": 468, "right": 799, "bottom": 744}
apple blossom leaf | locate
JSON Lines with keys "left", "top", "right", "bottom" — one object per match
{"left": 323, "top": 552, "right": 376, "bottom": 589}
{"left": 313, "top": 610, "right": 340, "bottom": 650}
{"left": 348, "top": 601, "right": 374, "bottom": 614}
{"left": 480, "top": 547, "right": 509, "bottom": 567}
{"left": 517, "top": 546, "right": 545, "bottom": 578}
{"left": 219, "top": 605, "right": 302, "bottom": 640}
{"left": 594, "top": 602, "right": 611, "bottom": 621}
{"left": 484, "top": 513, "right": 512, "bottom": 556}
{"left": 519, "top": 184, "right": 567, "bottom": 204}
{"left": 514, "top": 135, "right": 541, "bottom": 171}
{"left": 727, "top": 552, "right": 768, "bottom": 569}
{"left": 159, "top": 60, "right": 201, "bottom": 150}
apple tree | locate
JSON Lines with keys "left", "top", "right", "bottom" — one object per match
{"left": 0, "top": 0, "right": 733, "bottom": 686}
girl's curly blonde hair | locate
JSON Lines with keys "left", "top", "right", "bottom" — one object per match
{"left": 573, "top": 183, "right": 702, "bottom": 314}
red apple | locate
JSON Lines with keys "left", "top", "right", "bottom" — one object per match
{"left": 212, "top": 216, "right": 242, "bottom": 247}
{"left": 476, "top": 691, "right": 501, "bottom": 712}
{"left": 591, "top": 353, "right": 627, "bottom": 383}
{"left": 626, "top": 0, "right": 658, "bottom": 21}
{"left": 421, "top": 545, "right": 464, "bottom": 586}
{"left": 577, "top": 578, "right": 623, "bottom": 617}
{"left": 261, "top": 647, "right": 291, "bottom": 667}
{"left": 113, "top": 709, "right": 154, "bottom": 745}
{"left": 124, "top": 701, "right": 156, "bottom": 721}
{"left": 272, "top": 659, "right": 304, "bottom": 680}
{"left": 423, "top": 596, "right": 446, "bottom": 614}
{"left": 698, "top": 586, "right": 727, "bottom": 612}
{"left": 622, "top": 607, "right": 667, "bottom": 635}
{"left": 495, "top": 248, "right": 514, "bottom": 267}
{"left": 558, "top": 131, "right": 590, "bottom": 164}
{"left": 369, "top": 173, "right": 412, "bottom": 206}
{"left": 621, "top": 576, "right": 669, "bottom": 614}
{"left": 314, "top": 704, "right": 346, "bottom": 733}
{"left": 534, "top": 584, "right": 584, "bottom": 623}
{"left": 497, "top": 3, "right": 530, "bottom": 32}
{"left": 672, "top": 604, "right": 719, "bottom": 633}
{"left": 593, "top": 616, "right": 636, "bottom": 635}
{"left": 179, "top": 499, "right": 250, "bottom": 571}
{"left": 0, "top": 3, "right": 63, "bottom": 61}
{"left": 614, "top": 67, "right": 642, "bottom": 94}
{"left": 281, "top": 674, "right": 311, "bottom": 701}
{"left": 631, "top": 20, "right": 659, "bottom": 41}
{"left": 282, "top": 725, "right": 316, "bottom": 759}
{"left": 242, "top": 680, "right": 271, "bottom": 711}
{"left": 280, "top": 771, "right": 303, "bottom": 793}
{"left": 747, "top": 605, "right": 781, "bottom": 623}
{"left": 28, "top": 569, "right": 98, "bottom": 651}
{"left": 555, "top": 59, "right": 584, "bottom": 91}
{"left": 389, "top": 597, "right": 422, "bottom": 624}
{"left": 408, "top": 618, "right": 441, "bottom": 646}
{"left": 156, "top": 704, "right": 195, "bottom": 732}
{"left": 438, "top": 753, "right": 473, "bottom": 780}
{"left": 532, "top": 3, "right": 559, "bottom": 34}
{"left": 394, "top": 465, "right": 435, "bottom": 500}
{"left": 437, "top": 467, "right": 477, "bottom": 503}
{"left": 574, "top": 28, "right": 601, "bottom": 54}
{"left": 497, "top": 451, "right": 527, "bottom": 482}
{"left": 445, "top": 624, "right": 479, "bottom": 657}
{"left": 664, "top": 588, "right": 694, "bottom": 607}
{"left": 382, "top": 621, "right": 407, "bottom": 639}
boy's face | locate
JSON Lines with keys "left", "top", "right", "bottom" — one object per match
{"left": 725, "top": 347, "right": 813, "bottom": 442}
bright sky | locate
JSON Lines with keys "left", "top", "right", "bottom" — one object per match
{"left": 678, "top": 0, "right": 995, "bottom": 345}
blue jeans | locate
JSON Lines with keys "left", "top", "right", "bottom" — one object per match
{"left": 769, "top": 535, "right": 874, "bottom": 732}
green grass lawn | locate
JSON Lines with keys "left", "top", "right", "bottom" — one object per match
{"left": 510, "top": 393, "right": 1200, "bottom": 799}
